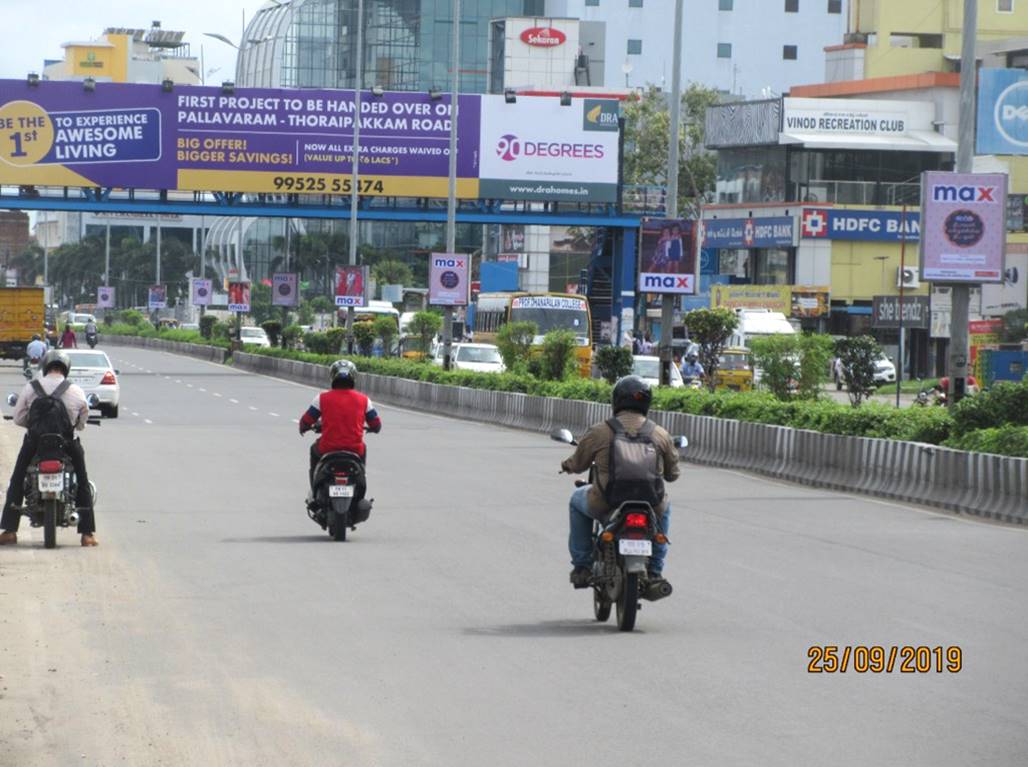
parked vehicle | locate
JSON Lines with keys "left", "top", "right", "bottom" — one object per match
{"left": 632, "top": 355, "right": 685, "bottom": 388}
{"left": 239, "top": 326, "right": 271, "bottom": 348}
{"left": 65, "top": 350, "right": 120, "bottom": 418}
{"left": 713, "top": 347, "right": 754, "bottom": 392}
{"left": 551, "top": 428, "right": 687, "bottom": 632}
{"left": 873, "top": 354, "right": 897, "bottom": 386}
{"left": 3, "top": 392, "right": 101, "bottom": 549}
{"left": 303, "top": 423, "right": 374, "bottom": 541}
{"left": 432, "top": 343, "right": 505, "bottom": 372}
{"left": 0, "top": 287, "right": 45, "bottom": 360}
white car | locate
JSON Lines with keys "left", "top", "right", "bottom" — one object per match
{"left": 432, "top": 343, "right": 506, "bottom": 373}
{"left": 65, "top": 349, "right": 120, "bottom": 418}
{"left": 873, "top": 355, "right": 897, "bottom": 386}
{"left": 240, "top": 326, "right": 272, "bottom": 348}
{"left": 632, "top": 355, "right": 685, "bottom": 388}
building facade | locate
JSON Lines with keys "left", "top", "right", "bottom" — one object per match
{"left": 545, "top": 0, "right": 847, "bottom": 97}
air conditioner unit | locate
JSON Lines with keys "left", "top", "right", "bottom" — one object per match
{"left": 897, "top": 266, "right": 920, "bottom": 289}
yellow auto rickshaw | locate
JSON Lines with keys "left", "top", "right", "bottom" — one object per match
{"left": 713, "top": 347, "right": 754, "bottom": 392}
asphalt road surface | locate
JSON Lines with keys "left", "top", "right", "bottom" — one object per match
{"left": 1, "top": 347, "right": 1026, "bottom": 767}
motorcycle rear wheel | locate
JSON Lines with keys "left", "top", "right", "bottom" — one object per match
{"left": 615, "top": 572, "right": 639, "bottom": 631}
{"left": 329, "top": 513, "right": 348, "bottom": 541}
{"left": 43, "top": 499, "right": 57, "bottom": 549}
{"left": 593, "top": 589, "right": 611, "bottom": 622}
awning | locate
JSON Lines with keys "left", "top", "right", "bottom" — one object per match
{"left": 780, "top": 131, "right": 957, "bottom": 152}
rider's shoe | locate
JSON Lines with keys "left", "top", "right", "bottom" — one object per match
{"left": 0, "top": 531, "right": 17, "bottom": 545}
{"left": 569, "top": 566, "right": 592, "bottom": 589}
{"left": 80, "top": 533, "right": 98, "bottom": 547}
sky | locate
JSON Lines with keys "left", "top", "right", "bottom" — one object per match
{"left": 0, "top": 0, "right": 272, "bottom": 84}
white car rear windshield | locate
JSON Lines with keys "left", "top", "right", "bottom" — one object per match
{"left": 457, "top": 347, "right": 501, "bottom": 364}
{"left": 67, "top": 353, "right": 110, "bottom": 368}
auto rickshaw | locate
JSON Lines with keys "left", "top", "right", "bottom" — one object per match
{"left": 713, "top": 347, "right": 754, "bottom": 392}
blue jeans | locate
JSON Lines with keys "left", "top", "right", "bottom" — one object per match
{"left": 568, "top": 485, "right": 671, "bottom": 576}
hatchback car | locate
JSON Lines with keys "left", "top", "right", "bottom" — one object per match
{"left": 432, "top": 343, "right": 505, "bottom": 373}
{"left": 240, "top": 326, "right": 272, "bottom": 348}
{"left": 64, "top": 349, "right": 120, "bottom": 418}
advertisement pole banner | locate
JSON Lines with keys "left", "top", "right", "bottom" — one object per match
{"left": 271, "top": 272, "right": 298, "bottom": 306}
{"left": 228, "top": 281, "right": 251, "bottom": 313}
{"left": 147, "top": 285, "right": 166, "bottom": 310}
{"left": 637, "top": 219, "right": 697, "bottom": 294}
{"left": 191, "top": 278, "right": 213, "bottom": 306}
{"left": 335, "top": 266, "right": 368, "bottom": 307}
{"left": 920, "top": 171, "right": 1008, "bottom": 283}
{"left": 96, "top": 286, "right": 115, "bottom": 309}
{"left": 976, "top": 69, "right": 1028, "bottom": 156}
{"left": 428, "top": 253, "right": 469, "bottom": 306}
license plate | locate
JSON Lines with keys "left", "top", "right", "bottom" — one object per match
{"left": 618, "top": 539, "right": 652, "bottom": 556}
{"left": 38, "top": 473, "right": 64, "bottom": 493}
{"left": 329, "top": 485, "right": 354, "bottom": 498}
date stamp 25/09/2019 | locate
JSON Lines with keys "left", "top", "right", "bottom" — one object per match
{"left": 807, "top": 646, "right": 962, "bottom": 674}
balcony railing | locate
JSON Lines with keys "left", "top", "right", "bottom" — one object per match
{"left": 790, "top": 179, "right": 921, "bottom": 206}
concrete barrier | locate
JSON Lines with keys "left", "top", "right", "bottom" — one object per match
{"left": 103, "top": 334, "right": 228, "bottom": 364}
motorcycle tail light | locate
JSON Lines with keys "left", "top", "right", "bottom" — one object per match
{"left": 38, "top": 460, "right": 63, "bottom": 474}
{"left": 333, "top": 472, "right": 349, "bottom": 484}
{"left": 100, "top": 371, "right": 117, "bottom": 385}
{"left": 625, "top": 513, "right": 648, "bottom": 529}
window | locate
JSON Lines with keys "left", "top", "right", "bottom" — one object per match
{"left": 717, "top": 42, "right": 732, "bottom": 58}
{"left": 627, "top": 39, "right": 642, "bottom": 55}
{"left": 585, "top": 0, "right": 599, "bottom": 5}
{"left": 719, "top": 0, "right": 734, "bottom": 9}
{"left": 785, "top": 0, "right": 799, "bottom": 10}
{"left": 998, "top": 0, "right": 1013, "bottom": 11}
{"left": 629, "top": 0, "right": 643, "bottom": 6}
{"left": 783, "top": 45, "right": 798, "bottom": 60}
{"left": 828, "top": 0, "right": 842, "bottom": 11}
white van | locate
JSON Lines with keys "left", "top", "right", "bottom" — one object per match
{"left": 727, "top": 309, "right": 798, "bottom": 385}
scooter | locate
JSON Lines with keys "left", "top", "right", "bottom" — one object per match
{"left": 551, "top": 428, "right": 687, "bottom": 632}
{"left": 85, "top": 332, "right": 98, "bottom": 349}
{"left": 304, "top": 423, "right": 374, "bottom": 541}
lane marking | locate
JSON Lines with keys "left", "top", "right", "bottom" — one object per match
{"left": 213, "top": 393, "right": 222, "bottom": 398}
{"left": 268, "top": 412, "right": 280, "bottom": 417}
{"left": 229, "top": 398, "right": 239, "bottom": 404}
{"left": 175, "top": 379, "right": 182, "bottom": 384}
{"left": 199, "top": 388, "right": 207, "bottom": 392}
{"left": 186, "top": 384, "right": 193, "bottom": 388}
{"left": 131, "top": 412, "right": 139, "bottom": 417}
{"left": 248, "top": 406, "right": 258, "bottom": 411}
{"left": 144, "top": 418, "right": 153, "bottom": 425}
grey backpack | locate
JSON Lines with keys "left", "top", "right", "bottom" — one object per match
{"left": 604, "top": 418, "right": 664, "bottom": 508}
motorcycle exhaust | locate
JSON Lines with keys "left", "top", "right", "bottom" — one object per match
{"left": 68, "top": 511, "right": 80, "bottom": 525}
{"left": 643, "top": 580, "right": 673, "bottom": 601}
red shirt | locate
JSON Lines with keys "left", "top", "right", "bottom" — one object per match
{"left": 301, "top": 389, "right": 380, "bottom": 456}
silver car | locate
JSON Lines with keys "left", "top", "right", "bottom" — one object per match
{"left": 65, "top": 349, "right": 121, "bottom": 418}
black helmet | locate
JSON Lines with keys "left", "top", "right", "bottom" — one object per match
{"left": 612, "top": 375, "right": 652, "bottom": 416}
{"left": 41, "top": 349, "right": 70, "bottom": 377}
{"left": 329, "top": 359, "right": 357, "bottom": 388}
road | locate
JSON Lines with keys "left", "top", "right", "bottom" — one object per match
{"left": 1, "top": 347, "right": 1026, "bottom": 767}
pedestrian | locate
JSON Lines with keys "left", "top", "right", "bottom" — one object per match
{"left": 59, "top": 325, "right": 77, "bottom": 349}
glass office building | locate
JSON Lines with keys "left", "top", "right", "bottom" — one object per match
{"left": 237, "top": 0, "right": 545, "bottom": 93}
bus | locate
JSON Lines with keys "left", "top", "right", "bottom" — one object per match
{"left": 474, "top": 292, "right": 592, "bottom": 376}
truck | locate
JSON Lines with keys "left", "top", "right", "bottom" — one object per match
{"left": 0, "top": 287, "right": 46, "bottom": 360}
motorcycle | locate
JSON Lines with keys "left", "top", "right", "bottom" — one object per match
{"left": 85, "top": 332, "right": 98, "bottom": 349}
{"left": 681, "top": 375, "right": 703, "bottom": 391}
{"left": 304, "top": 423, "right": 373, "bottom": 541}
{"left": 4, "top": 392, "right": 101, "bottom": 549}
{"left": 914, "top": 379, "right": 946, "bottom": 407}
{"left": 551, "top": 428, "right": 687, "bottom": 632}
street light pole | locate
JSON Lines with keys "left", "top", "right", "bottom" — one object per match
{"left": 346, "top": 0, "right": 364, "bottom": 352}
{"left": 659, "top": 0, "right": 684, "bottom": 385}
{"left": 442, "top": 0, "right": 461, "bottom": 372}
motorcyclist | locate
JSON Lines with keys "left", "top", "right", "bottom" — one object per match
{"left": 298, "top": 360, "right": 382, "bottom": 497}
{"left": 84, "top": 319, "right": 98, "bottom": 347}
{"left": 0, "top": 350, "right": 97, "bottom": 546}
{"left": 680, "top": 352, "right": 705, "bottom": 382}
{"left": 24, "top": 334, "right": 48, "bottom": 374}
{"left": 559, "top": 375, "right": 680, "bottom": 589}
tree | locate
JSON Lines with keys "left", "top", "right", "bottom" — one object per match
{"left": 622, "top": 83, "right": 720, "bottom": 217}
{"left": 372, "top": 315, "right": 398, "bottom": 356}
{"left": 409, "top": 310, "right": 442, "bottom": 360}
{"left": 750, "top": 333, "right": 834, "bottom": 400}
{"left": 537, "top": 329, "right": 578, "bottom": 380}
{"left": 352, "top": 322, "right": 376, "bottom": 356}
{"left": 835, "top": 335, "right": 882, "bottom": 407}
{"left": 260, "top": 320, "right": 283, "bottom": 347}
{"left": 496, "top": 320, "right": 538, "bottom": 373}
{"left": 595, "top": 345, "right": 635, "bottom": 384}
{"left": 370, "top": 258, "right": 413, "bottom": 291}
{"left": 1000, "top": 308, "right": 1028, "bottom": 343}
{"left": 683, "top": 308, "right": 739, "bottom": 392}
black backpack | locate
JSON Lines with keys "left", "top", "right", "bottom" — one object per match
{"left": 27, "top": 379, "right": 74, "bottom": 439}
{"left": 604, "top": 418, "right": 664, "bottom": 509}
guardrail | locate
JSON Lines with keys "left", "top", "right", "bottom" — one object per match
{"left": 104, "top": 337, "right": 1028, "bottom": 525}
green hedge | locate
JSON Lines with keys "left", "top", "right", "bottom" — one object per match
{"left": 105, "top": 323, "right": 232, "bottom": 349}
{"left": 946, "top": 425, "right": 1028, "bottom": 458}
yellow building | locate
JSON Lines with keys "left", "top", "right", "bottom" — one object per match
{"left": 42, "top": 25, "right": 200, "bottom": 85}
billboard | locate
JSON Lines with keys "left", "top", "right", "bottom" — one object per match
{"left": 96, "top": 286, "right": 115, "bottom": 308}
{"left": 428, "top": 253, "right": 469, "bottom": 306}
{"left": 801, "top": 208, "right": 920, "bottom": 241}
{"left": 871, "top": 295, "right": 930, "bottom": 329}
{"left": 920, "top": 171, "right": 1008, "bottom": 283}
{"left": 976, "top": 69, "right": 1028, "bottom": 156}
{"left": 147, "top": 284, "right": 166, "bottom": 310}
{"left": 191, "top": 278, "right": 212, "bottom": 306}
{"left": 335, "top": 265, "right": 368, "bottom": 307}
{"left": 0, "top": 80, "right": 618, "bottom": 203}
{"left": 701, "top": 217, "right": 795, "bottom": 249}
{"left": 271, "top": 272, "right": 298, "bottom": 306}
{"left": 228, "top": 281, "right": 250, "bottom": 313}
{"left": 711, "top": 284, "right": 830, "bottom": 317}
{"left": 637, "top": 219, "right": 696, "bottom": 294}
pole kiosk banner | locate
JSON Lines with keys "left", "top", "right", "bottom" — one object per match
{"left": 191, "top": 278, "right": 213, "bottom": 306}
{"left": 637, "top": 219, "right": 697, "bottom": 294}
{"left": 96, "top": 286, "right": 115, "bottom": 308}
{"left": 335, "top": 265, "right": 368, "bottom": 307}
{"left": 147, "top": 285, "right": 166, "bottom": 310}
{"left": 272, "top": 272, "right": 298, "bottom": 306}
{"left": 228, "top": 281, "right": 251, "bottom": 313}
{"left": 920, "top": 171, "right": 1008, "bottom": 283}
{"left": 428, "top": 253, "right": 469, "bottom": 306}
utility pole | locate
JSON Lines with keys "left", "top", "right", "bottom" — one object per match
{"left": 897, "top": 205, "right": 907, "bottom": 408}
{"left": 948, "top": 0, "right": 977, "bottom": 404}
{"left": 442, "top": 0, "right": 461, "bottom": 372}
{"left": 659, "top": 0, "right": 684, "bottom": 385}
{"left": 104, "top": 222, "right": 111, "bottom": 303}
{"left": 347, "top": 0, "right": 365, "bottom": 354}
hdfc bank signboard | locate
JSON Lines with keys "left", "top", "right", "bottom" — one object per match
{"left": 920, "top": 171, "right": 1008, "bottom": 283}
{"left": 520, "top": 27, "right": 566, "bottom": 47}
